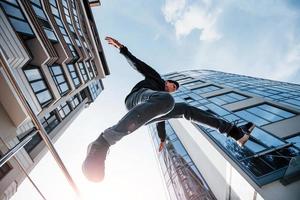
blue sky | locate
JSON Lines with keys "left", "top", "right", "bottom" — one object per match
{"left": 12, "top": 1, "right": 300, "bottom": 200}
{"left": 96, "top": 0, "right": 300, "bottom": 84}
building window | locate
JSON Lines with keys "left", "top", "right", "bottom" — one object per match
{"left": 181, "top": 80, "right": 204, "bottom": 88}
{"left": 0, "top": 0, "right": 34, "bottom": 36}
{"left": 67, "top": 64, "right": 81, "bottom": 87}
{"left": 78, "top": 62, "right": 89, "bottom": 82}
{"left": 88, "top": 81, "right": 102, "bottom": 101}
{"left": 165, "top": 74, "right": 185, "bottom": 80}
{"left": 70, "top": 94, "right": 81, "bottom": 109}
{"left": 198, "top": 123, "right": 299, "bottom": 186}
{"left": 91, "top": 60, "right": 98, "bottom": 76}
{"left": 285, "top": 134, "right": 300, "bottom": 149}
{"left": 86, "top": 61, "right": 94, "bottom": 79}
{"left": 23, "top": 66, "right": 53, "bottom": 107}
{"left": 183, "top": 97, "right": 194, "bottom": 103}
{"left": 40, "top": 110, "right": 60, "bottom": 133}
{"left": 0, "top": 152, "right": 12, "bottom": 180}
{"left": 191, "top": 85, "right": 221, "bottom": 94}
{"left": 57, "top": 102, "right": 71, "bottom": 119}
{"left": 283, "top": 97, "right": 300, "bottom": 109}
{"left": 29, "top": 0, "right": 58, "bottom": 42}
{"left": 49, "top": 65, "right": 70, "bottom": 96}
{"left": 48, "top": 0, "right": 77, "bottom": 57}
{"left": 209, "top": 92, "right": 248, "bottom": 106}
{"left": 18, "top": 129, "right": 42, "bottom": 153}
{"left": 176, "top": 77, "right": 194, "bottom": 83}
{"left": 234, "top": 104, "right": 295, "bottom": 126}
{"left": 149, "top": 122, "right": 216, "bottom": 199}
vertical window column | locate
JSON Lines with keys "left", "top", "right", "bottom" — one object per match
{"left": 67, "top": 64, "right": 81, "bottom": 87}
{"left": 49, "top": 65, "right": 70, "bottom": 96}
{"left": 57, "top": 101, "right": 71, "bottom": 119}
{"left": 29, "top": 0, "right": 58, "bottom": 42}
{"left": 48, "top": 0, "right": 78, "bottom": 58}
{"left": 78, "top": 62, "right": 89, "bottom": 82}
{"left": 86, "top": 61, "right": 95, "bottom": 79}
{"left": 40, "top": 110, "right": 60, "bottom": 133}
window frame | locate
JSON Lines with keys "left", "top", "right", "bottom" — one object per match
{"left": 23, "top": 66, "right": 53, "bottom": 107}
{"left": 0, "top": 0, "right": 35, "bottom": 37}
{"left": 208, "top": 92, "right": 249, "bottom": 106}
{"left": 234, "top": 103, "right": 295, "bottom": 126}
{"left": 49, "top": 65, "right": 70, "bottom": 96}
{"left": 191, "top": 84, "right": 222, "bottom": 94}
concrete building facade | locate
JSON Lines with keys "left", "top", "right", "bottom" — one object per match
{"left": 148, "top": 70, "right": 300, "bottom": 200}
{"left": 0, "top": 0, "right": 108, "bottom": 199}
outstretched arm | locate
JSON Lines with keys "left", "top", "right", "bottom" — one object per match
{"left": 105, "top": 37, "right": 162, "bottom": 80}
{"left": 156, "top": 122, "right": 167, "bottom": 152}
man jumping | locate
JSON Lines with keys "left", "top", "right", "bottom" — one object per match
{"left": 82, "top": 37, "right": 255, "bottom": 182}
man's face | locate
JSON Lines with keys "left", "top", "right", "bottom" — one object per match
{"left": 165, "top": 81, "right": 177, "bottom": 93}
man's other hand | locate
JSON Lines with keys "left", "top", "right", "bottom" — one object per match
{"left": 105, "top": 36, "right": 123, "bottom": 49}
{"left": 159, "top": 141, "right": 165, "bottom": 152}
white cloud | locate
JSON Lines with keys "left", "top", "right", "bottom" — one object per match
{"left": 162, "top": 0, "right": 222, "bottom": 41}
{"left": 161, "top": 0, "right": 300, "bottom": 83}
{"left": 162, "top": 0, "right": 186, "bottom": 22}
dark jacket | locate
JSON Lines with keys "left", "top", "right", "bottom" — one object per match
{"left": 120, "top": 46, "right": 167, "bottom": 142}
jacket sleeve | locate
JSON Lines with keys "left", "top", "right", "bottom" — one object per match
{"left": 156, "top": 121, "right": 166, "bottom": 142}
{"left": 120, "top": 46, "right": 162, "bottom": 80}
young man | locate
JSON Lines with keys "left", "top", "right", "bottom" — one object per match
{"left": 82, "top": 36, "right": 255, "bottom": 182}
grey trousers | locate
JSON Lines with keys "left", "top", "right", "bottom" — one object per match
{"left": 102, "top": 88, "right": 234, "bottom": 145}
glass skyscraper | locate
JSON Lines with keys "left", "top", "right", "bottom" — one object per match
{"left": 148, "top": 70, "right": 300, "bottom": 200}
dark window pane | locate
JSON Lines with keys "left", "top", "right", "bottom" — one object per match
{"left": 251, "top": 128, "right": 285, "bottom": 147}
{"left": 24, "top": 69, "right": 41, "bottom": 81}
{"left": 23, "top": 66, "right": 52, "bottom": 107}
{"left": 258, "top": 104, "right": 294, "bottom": 118}
{"left": 30, "top": 0, "right": 41, "bottom": 6}
{"left": 44, "top": 28, "right": 57, "bottom": 41}
{"left": 49, "top": 0, "right": 57, "bottom": 6}
{"left": 0, "top": 1, "right": 24, "bottom": 19}
{"left": 31, "top": 80, "right": 46, "bottom": 92}
{"left": 235, "top": 110, "right": 269, "bottom": 126}
{"left": 36, "top": 90, "right": 52, "bottom": 104}
{"left": 49, "top": 65, "right": 69, "bottom": 95}
{"left": 286, "top": 135, "right": 300, "bottom": 149}
{"left": 51, "top": 5, "right": 59, "bottom": 16}
{"left": 31, "top": 4, "right": 47, "bottom": 20}
{"left": 4, "top": 0, "right": 18, "bottom": 6}
{"left": 9, "top": 17, "right": 34, "bottom": 35}
{"left": 247, "top": 107, "right": 282, "bottom": 122}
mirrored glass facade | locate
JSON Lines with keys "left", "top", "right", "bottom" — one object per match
{"left": 149, "top": 70, "right": 300, "bottom": 199}
{"left": 149, "top": 122, "right": 216, "bottom": 200}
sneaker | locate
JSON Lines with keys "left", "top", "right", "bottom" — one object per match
{"left": 82, "top": 134, "right": 110, "bottom": 182}
{"left": 236, "top": 122, "right": 256, "bottom": 147}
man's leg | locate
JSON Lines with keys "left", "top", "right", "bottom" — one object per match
{"left": 146, "top": 102, "right": 253, "bottom": 141}
{"left": 82, "top": 89, "right": 175, "bottom": 182}
{"left": 102, "top": 89, "right": 175, "bottom": 145}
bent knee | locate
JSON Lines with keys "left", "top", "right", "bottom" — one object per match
{"left": 156, "top": 92, "right": 175, "bottom": 111}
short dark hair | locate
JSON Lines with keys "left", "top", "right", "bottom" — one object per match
{"left": 167, "top": 80, "right": 180, "bottom": 90}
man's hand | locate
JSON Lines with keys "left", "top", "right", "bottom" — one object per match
{"left": 105, "top": 36, "right": 123, "bottom": 49}
{"left": 159, "top": 141, "right": 165, "bottom": 152}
